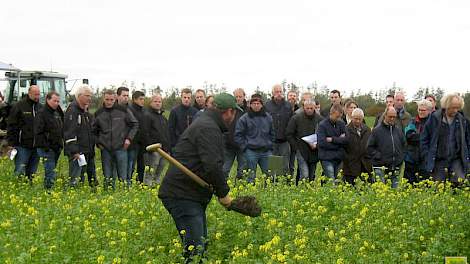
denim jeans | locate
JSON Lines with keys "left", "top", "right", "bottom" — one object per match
{"left": 69, "top": 153, "right": 97, "bottom": 187}
{"left": 321, "top": 160, "right": 341, "bottom": 184}
{"left": 14, "top": 146, "right": 39, "bottom": 180}
{"left": 374, "top": 166, "right": 400, "bottom": 188}
{"left": 296, "top": 151, "right": 317, "bottom": 182}
{"left": 37, "top": 148, "right": 60, "bottom": 189}
{"left": 128, "top": 145, "right": 145, "bottom": 184}
{"left": 101, "top": 148, "right": 128, "bottom": 190}
{"left": 222, "top": 147, "right": 246, "bottom": 179}
{"left": 161, "top": 198, "right": 208, "bottom": 262}
{"left": 143, "top": 152, "right": 167, "bottom": 186}
{"left": 272, "top": 142, "right": 290, "bottom": 174}
{"left": 244, "top": 149, "right": 272, "bottom": 183}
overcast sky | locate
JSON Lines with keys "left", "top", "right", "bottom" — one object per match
{"left": 1, "top": 0, "right": 470, "bottom": 97}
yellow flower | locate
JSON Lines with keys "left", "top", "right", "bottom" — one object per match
{"left": 328, "top": 230, "right": 335, "bottom": 240}
{"left": 97, "top": 255, "right": 105, "bottom": 264}
{"left": 188, "top": 245, "right": 195, "bottom": 251}
{"left": 215, "top": 232, "right": 222, "bottom": 240}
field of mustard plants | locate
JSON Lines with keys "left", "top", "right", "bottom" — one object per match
{"left": 0, "top": 155, "right": 469, "bottom": 263}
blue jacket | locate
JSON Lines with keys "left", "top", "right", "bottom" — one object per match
{"left": 420, "top": 109, "right": 470, "bottom": 173}
{"left": 234, "top": 109, "right": 274, "bottom": 152}
{"left": 404, "top": 116, "right": 429, "bottom": 167}
{"left": 317, "top": 118, "right": 348, "bottom": 161}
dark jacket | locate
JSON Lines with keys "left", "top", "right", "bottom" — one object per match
{"left": 7, "top": 96, "right": 42, "bottom": 148}
{"left": 64, "top": 100, "right": 95, "bottom": 156}
{"left": 35, "top": 103, "right": 64, "bottom": 152}
{"left": 143, "top": 108, "right": 170, "bottom": 152}
{"left": 317, "top": 118, "right": 348, "bottom": 161}
{"left": 286, "top": 111, "right": 323, "bottom": 163}
{"left": 93, "top": 104, "right": 139, "bottom": 151}
{"left": 0, "top": 102, "right": 10, "bottom": 131}
{"left": 127, "top": 103, "right": 145, "bottom": 148}
{"left": 168, "top": 104, "right": 199, "bottom": 148}
{"left": 265, "top": 98, "right": 293, "bottom": 142}
{"left": 225, "top": 107, "right": 245, "bottom": 150}
{"left": 158, "top": 109, "right": 230, "bottom": 204}
{"left": 367, "top": 121, "right": 405, "bottom": 168}
{"left": 234, "top": 108, "right": 275, "bottom": 152}
{"left": 420, "top": 109, "right": 470, "bottom": 172}
{"left": 404, "top": 115, "right": 429, "bottom": 166}
{"left": 343, "top": 123, "right": 372, "bottom": 177}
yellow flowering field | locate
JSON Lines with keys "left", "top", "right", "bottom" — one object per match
{"left": 0, "top": 156, "right": 469, "bottom": 263}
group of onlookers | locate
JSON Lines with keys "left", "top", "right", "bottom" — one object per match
{"left": 4, "top": 83, "right": 469, "bottom": 190}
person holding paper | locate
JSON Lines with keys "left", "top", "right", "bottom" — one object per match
{"left": 317, "top": 104, "right": 349, "bottom": 184}
{"left": 64, "top": 85, "right": 98, "bottom": 187}
{"left": 286, "top": 99, "right": 323, "bottom": 182}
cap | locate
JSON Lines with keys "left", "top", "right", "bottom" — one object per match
{"left": 214, "top": 93, "right": 243, "bottom": 111}
{"left": 249, "top": 93, "right": 264, "bottom": 104}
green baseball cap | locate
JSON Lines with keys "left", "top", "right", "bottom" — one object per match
{"left": 214, "top": 93, "right": 243, "bottom": 111}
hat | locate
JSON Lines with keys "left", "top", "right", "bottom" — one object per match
{"left": 214, "top": 93, "right": 243, "bottom": 111}
{"left": 250, "top": 94, "right": 263, "bottom": 104}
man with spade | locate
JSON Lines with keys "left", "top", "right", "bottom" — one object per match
{"left": 157, "top": 93, "right": 261, "bottom": 262}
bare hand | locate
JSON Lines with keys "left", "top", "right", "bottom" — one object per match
{"left": 309, "top": 143, "right": 317, "bottom": 150}
{"left": 73, "top": 153, "right": 80, "bottom": 161}
{"left": 218, "top": 195, "right": 233, "bottom": 208}
{"left": 340, "top": 133, "right": 346, "bottom": 138}
{"left": 123, "top": 139, "right": 131, "bottom": 150}
{"left": 326, "top": 137, "right": 333, "bottom": 143}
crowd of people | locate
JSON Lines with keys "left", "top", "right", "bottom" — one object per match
{"left": 4, "top": 84, "right": 470, "bottom": 191}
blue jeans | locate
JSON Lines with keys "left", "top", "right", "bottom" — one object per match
{"left": 321, "top": 160, "right": 341, "bottom": 184}
{"left": 161, "top": 198, "right": 208, "bottom": 262}
{"left": 223, "top": 147, "right": 246, "bottom": 179}
{"left": 101, "top": 148, "right": 128, "bottom": 189}
{"left": 374, "top": 166, "right": 400, "bottom": 188}
{"left": 37, "top": 148, "right": 60, "bottom": 189}
{"left": 69, "top": 153, "right": 97, "bottom": 187}
{"left": 244, "top": 149, "right": 271, "bottom": 183}
{"left": 14, "top": 146, "right": 39, "bottom": 179}
{"left": 296, "top": 151, "right": 317, "bottom": 182}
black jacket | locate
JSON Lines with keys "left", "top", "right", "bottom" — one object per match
{"left": 35, "top": 103, "right": 64, "bottom": 152}
{"left": 127, "top": 103, "right": 145, "bottom": 148}
{"left": 7, "top": 96, "right": 42, "bottom": 148}
{"left": 343, "top": 123, "right": 372, "bottom": 177}
{"left": 94, "top": 104, "right": 139, "bottom": 151}
{"left": 265, "top": 98, "right": 293, "bottom": 142}
{"left": 225, "top": 107, "right": 245, "bottom": 150}
{"left": 168, "top": 104, "right": 199, "bottom": 148}
{"left": 143, "top": 108, "right": 170, "bottom": 152}
{"left": 367, "top": 121, "right": 405, "bottom": 168}
{"left": 286, "top": 111, "right": 323, "bottom": 162}
{"left": 64, "top": 100, "right": 95, "bottom": 156}
{"left": 158, "top": 109, "right": 230, "bottom": 204}
{"left": 317, "top": 118, "right": 348, "bottom": 161}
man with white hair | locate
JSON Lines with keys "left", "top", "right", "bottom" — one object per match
{"left": 64, "top": 85, "right": 98, "bottom": 187}
{"left": 343, "top": 108, "right": 373, "bottom": 185}
{"left": 7, "top": 85, "right": 42, "bottom": 181}
{"left": 421, "top": 93, "right": 470, "bottom": 187}
{"left": 403, "top": 99, "right": 433, "bottom": 184}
